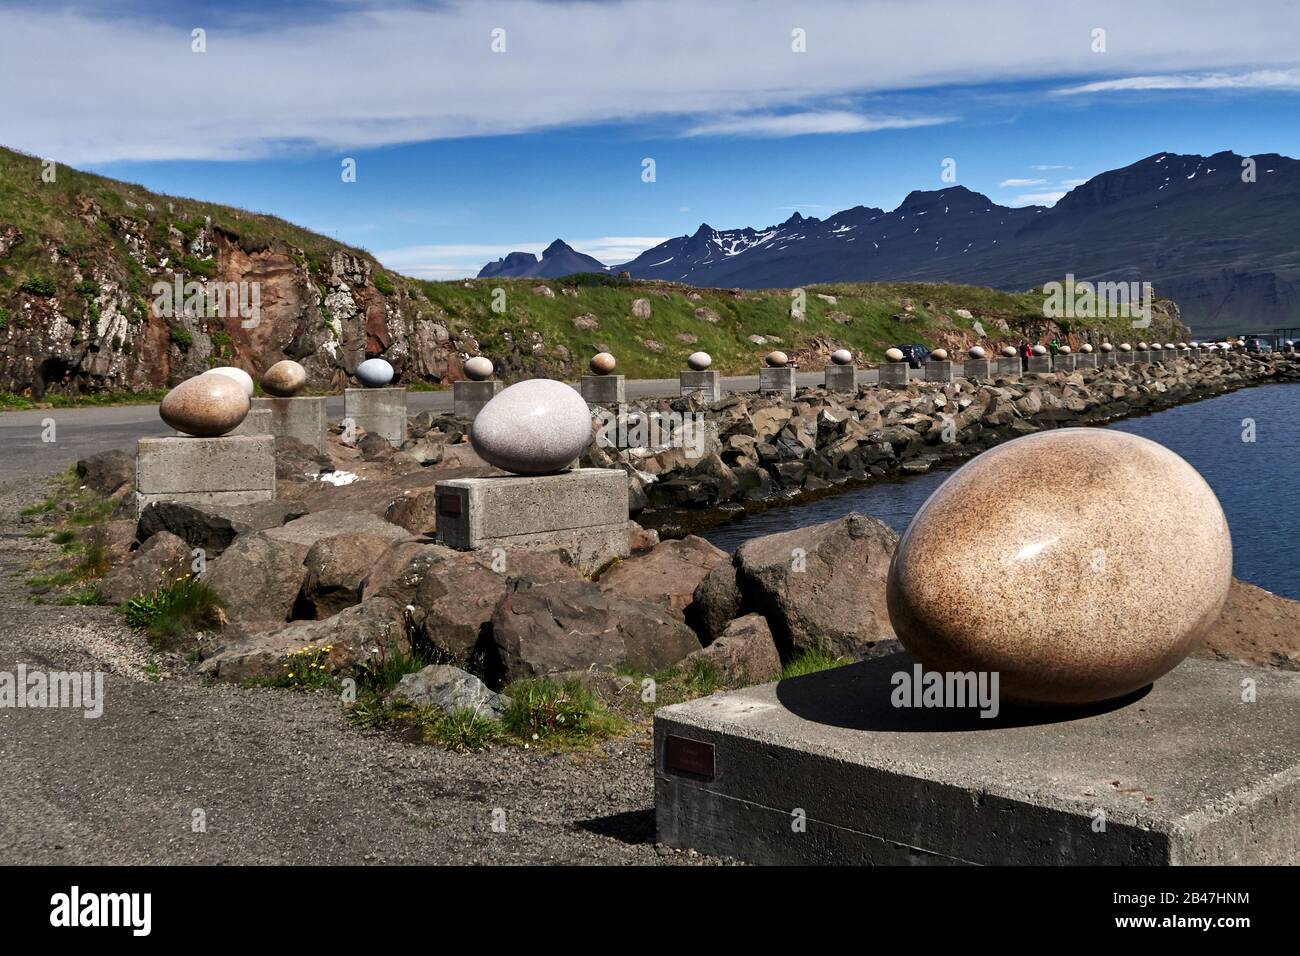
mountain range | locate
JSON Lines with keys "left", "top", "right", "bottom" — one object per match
{"left": 478, "top": 151, "right": 1300, "bottom": 336}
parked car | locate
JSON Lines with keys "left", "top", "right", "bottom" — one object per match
{"left": 895, "top": 344, "right": 931, "bottom": 368}
{"left": 1243, "top": 336, "right": 1272, "bottom": 353}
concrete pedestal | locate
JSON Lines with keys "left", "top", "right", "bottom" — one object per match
{"left": 252, "top": 396, "right": 327, "bottom": 453}
{"left": 962, "top": 359, "right": 991, "bottom": 380}
{"left": 1075, "top": 353, "right": 1097, "bottom": 369}
{"left": 453, "top": 380, "right": 502, "bottom": 420}
{"left": 1135, "top": 351, "right": 1151, "bottom": 364}
{"left": 823, "top": 365, "right": 858, "bottom": 393}
{"left": 1052, "top": 354, "right": 1076, "bottom": 372}
{"left": 877, "top": 363, "right": 909, "bottom": 389}
{"left": 580, "top": 374, "right": 626, "bottom": 406}
{"left": 434, "top": 468, "right": 628, "bottom": 572}
{"left": 1102, "top": 352, "right": 1118, "bottom": 366}
{"left": 1150, "top": 349, "right": 1164, "bottom": 363}
{"left": 679, "top": 370, "right": 722, "bottom": 403}
{"left": 1027, "top": 355, "right": 1052, "bottom": 373}
{"left": 136, "top": 435, "right": 275, "bottom": 516}
{"left": 924, "top": 360, "right": 954, "bottom": 383}
{"left": 1118, "top": 352, "right": 1136, "bottom": 364}
{"left": 343, "top": 387, "right": 407, "bottom": 445}
{"left": 995, "top": 357, "right": 1022, "bottom": 379}
{"left": 229, "top": 407, "right": 272, "bottom": 436}
{"left": 758, "top": 367, "right": 796, "bottom": 400}
{"left": 655, "top": 655, "right": 1300, "bottom": 865}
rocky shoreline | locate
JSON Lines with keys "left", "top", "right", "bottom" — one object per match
{"left": 599, "top": 353, "right": 1300, "bottom": 536}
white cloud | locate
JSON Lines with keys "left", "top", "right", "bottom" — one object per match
{"left": 1030, "top": 164, "right": 1071, "bottom": 170}
{"left": 377, "top": 236, "right": 668, "bottom": 280}
{"left": 681, "top": 111, "right": 951, "bottom": 138}
{"left": 1009, "top": 191, "right": 1067, "bottom": 207}
{"left": 3, "top": 0, "right": 1300, "bottom": 163}
{"left": 1056, "top": 68, "right": 1300, "bottom": 95}
{"left": 1061, "top": 178, "right": 1088, "bottom": 186}
{"left": 999, "top": 178, "right": 1047, "bottom": 187}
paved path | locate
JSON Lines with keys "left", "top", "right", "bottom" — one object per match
{"left": 0, "top": 367, "right": 933, "bottom": 483}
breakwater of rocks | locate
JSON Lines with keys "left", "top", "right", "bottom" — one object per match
{"left": 585, "top": 354, "right": 1300, "bottom": 536}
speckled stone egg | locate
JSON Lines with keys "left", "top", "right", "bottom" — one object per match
{"left": 261, "top": 360, "right": 308, "bottom": 397}
{"left": 1100, "top": 343, "right": 1114, "bottom": 352}
{"left": 1032, "top": 345, "right": 1047, "bottom": 356}
{"left": 204, "top": 366, "right": 254, "bottom": 397}
{"left": 687, "top": 351, "right": 713, "bottom": 371}
{"left": 1001, "top": 346, "right": 1017, "bottom": 357}
{"left": 830, "top": 348, "right": 853, "bottom": 365}
{"left": 1119, "top": 343, "right": 1132, "bottom": 351}
{"left": 884, "top": 348, "right": 905, "bottom": 363}
{"left": 1080, "top": 343, "right": 1093, "bottom": 353}
{"left": 160, "top": 374, "right": 251, "bottom": 437}
{"left": 968, "top": 346, "right": 986, "bottom": 360}
{"left": 589, "top": 352, "right": 617, "bottom": 375}
{"left": 470, "top": 379, "right": 593, "bottom": 475}
{"left": 463, "top": 356, "right": 494, "bottom": 381}
{"left": 931, "top": 348, "right": 949, "bottom": 361}
{"left": 1058, "top": 345, "right": 1072, "bottom": 355}
{"left": 1137, "top": 341, "right": 1150, "bottom": 351}
{"left": 765, "top": 351, "right": 789, "bottom": 368}
{"left": 886, "top": 428, "right": 1232, "bottom": 706}
{"left": 356, "top": 358, "right": 395, "bottom": 387}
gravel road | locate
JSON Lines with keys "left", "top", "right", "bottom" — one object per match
{"left": 0, "top": 473, "right": 717, "bottom": 865}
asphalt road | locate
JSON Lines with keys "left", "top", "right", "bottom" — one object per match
{"left": 0, "top": 367, "right": 931, "bottom": 483}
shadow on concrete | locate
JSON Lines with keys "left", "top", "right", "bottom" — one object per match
{"left": 775, "top": 651, "right": 1149, "bottom": 732}
{"left": 576, "top": 808, "right": 655, "bottom": 845}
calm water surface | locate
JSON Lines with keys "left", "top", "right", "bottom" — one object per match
{"left": 703, "top": 383, "right": 1300, "bottom": 600}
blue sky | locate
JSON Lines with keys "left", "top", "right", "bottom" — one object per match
{"left": 3, "top": 0, "right": 1300, "bottom": 278}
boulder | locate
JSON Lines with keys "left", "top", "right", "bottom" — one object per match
{"left": 275, "top": 435, "right": 333, "bottom": 480}
{"left": 388, "top": 664, "right": 510, "bottom": 718}
{"left": 383, "top": 485, "right": 439, "bottom": 535}
{"left": 1195, "top": 578, "right": 1300, "bottom": 671}
{"left": 491, "top": 579, "right": 702, "bottom": 681}
{"left": 201, "top": 596, "right": 411, "bottom": 683}
{"left": 301, "top": 531, "right": 414, "bottom": 619}
{"left": 75, "top": 449, "right": 134, "bottom": 495}
{"left": 79, "top": 519, "right": 137, "bottom": 568}
{"left": 735, "top": 512, "right": 898, "bottom": 657}
{"left": 688, "top": 561, "right": 742, "bottom": 641}
{"left": 358, "top": 432, "right": 393, "bottom": 460}
{"left": 597, "top": 534, "right": 728, "bottom": 611}
{"left": 627, "top": 520, "right": 659, "bottom": 555}
{"left": 198, "top": 532, "right": 314, "bottom": 633}
{"left": 369, "top": 545, "right": 582, "bottom": 662}
{"left": 682, "top": 613, "right": 780, "bottom": 686}
{"left": 137, "top": 499, "right": 305, "bottom": 557}
{"left": 97, "top": 531, "right": 191, "bottom": 604}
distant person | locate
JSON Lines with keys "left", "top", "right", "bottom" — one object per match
{"left": 1019, "top": 342, "right": 1031, "bottom": 370}
{"left": 1049, "top": 338, "right": 1061, "bottom": 355}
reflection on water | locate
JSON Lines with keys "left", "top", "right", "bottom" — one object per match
{"left": 703, "top": 383, "right": 1300, "bottom": 601}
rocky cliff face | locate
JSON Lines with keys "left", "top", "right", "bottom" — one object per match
{"left": 0, "top": 206, "right": 483, "bottom": 398}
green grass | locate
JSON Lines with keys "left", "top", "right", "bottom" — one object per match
{"left": 499, "top": 677, "right": 628, "bottom": 749}
{"left": 119, "top": 575, "right": 224, "bottom": 645}
{"left": 780, "top": 647, "right": 852, "bottom": 680}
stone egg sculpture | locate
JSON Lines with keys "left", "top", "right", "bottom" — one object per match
{"left": 1058, "top": 345, "right": 1071, "bottom": 355}
{"left": 1119, "top": 343, "right": 1132, "bottom": 351}
{"left": 1031, "top": 344, "right": 1047, "bottom": 356}
{"left": 765, "top": 350, "right": 789, "bottom": 368}
{"left": 830, "top": 348, "right": 853, "bottom": 365}
{"left": 1137, "top": 341, "right": 1149, "bottom": 351}
{"left": 261, "top": 359, "right": 308, "bottom": 397}
{"left": 1080, "top": 343, "right": 1093, "bottom": 353}
{"left": 885, "top": 347, "right": 906, "bottom": 363}
{"left": 205, "top": 366, "right": 254, "bottom": 397}
{"left": 356, "top": 358, "right": 395, "bottom": 387}
{"left": 463, "top": 356, "right": 494, "bottom": 381}
{"left": 931, "top": 348, "right": 949, "bottom": 361}
{"left": 887, "top": 428, "right": 1231, "bottom": 706}
{"left": 470, "top": 379, "right": 593, "bottom": 475}
{"left": 1001, "top": 346, "right": 1017, "bottom": 358}
{"left": 160, "top": 373, "right": 251, "bottom": 437}
{"left": 968, "top": 346, "right": 987, "bottom": 360}
{"left": 687, "top": 351, "right": 713, "bottom": 371}
{"left": 1100, "top": 342, "right": 1113, "bottom": 352}
{"left": 590, "top": 351, "right": 617, "bottom": 375}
